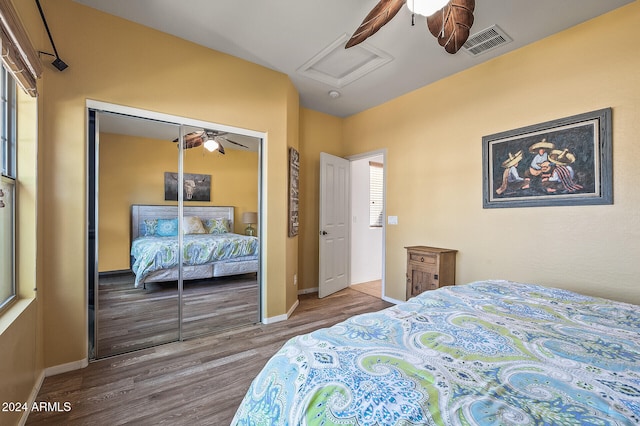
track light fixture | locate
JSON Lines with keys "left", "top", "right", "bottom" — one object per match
{"left": 38, "top": 51, "right": 68, "bottom": 71}
{"left": 35, "top": 0, "right": 69, "bottom": 71}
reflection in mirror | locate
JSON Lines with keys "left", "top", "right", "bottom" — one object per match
{"left": 94, "top": 111, "right": 181, "bottom": 358}
{"left": 179, "top": 125, "right": 260, "bottom": 339}
{"left": 90, "top": 109, "right": 261, "bottom": 359}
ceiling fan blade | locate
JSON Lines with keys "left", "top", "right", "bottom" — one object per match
{"left": 345, "top": 0, "right": 405, "bottom": 48}
{"left": 218, "top": 142, "right": 225, "bottom": 155}
{"left": 222, "top": 137, "right": 249, "bottom": 149}
{"left": 173, "top": 131, "right": 205, "bottom": 149}
{"left": 426, "top": 0, "right": 474, "bottom": 54}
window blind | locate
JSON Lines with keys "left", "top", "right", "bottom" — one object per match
{"left": 0, "top": 1, "right": 41, "bottom": 96}
{"left": 369, "top": 161, "right": 383, "bottom": 227}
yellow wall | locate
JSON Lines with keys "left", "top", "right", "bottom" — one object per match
{"left": 285, "top": 83, "right": 301, "bottom": 309}
{"left": 38, "top": 0, "right": 297, "bottom": 368}
{"left": 98, "top": 132, "right": 259, "bottom": 272}
{"left": 298, "top": 109, "right": 344, "bottom": 291}
{"left": 341, "top": 2, "right": 640, "bottom": 303}
{"left": 0, "top": 301, "right": 39, "bottom": 426}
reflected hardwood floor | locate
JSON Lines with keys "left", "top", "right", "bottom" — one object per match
{"left": 96, "top": 273, "right": 259, "bottom": 358}
{"left": 28, "top": 288, "right": 393, "bottom": 425}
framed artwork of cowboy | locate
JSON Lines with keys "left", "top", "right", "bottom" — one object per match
{"left": 164, "top": 172, "right": 211, "bottom": 202}
{"left": 482, "top": 108, "right": 612, "bottom": 208}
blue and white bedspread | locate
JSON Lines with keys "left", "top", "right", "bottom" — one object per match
{"left": 232, "top": 280, "right": 640, "bottom": 425}
{"left": 130, "top": 233, "right": 258, "bottom": 288}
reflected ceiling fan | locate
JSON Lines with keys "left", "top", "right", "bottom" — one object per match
{"left": 173, "top": 130, "right": 249, "bottom": 155}
{"left": 346, "top": 0, "right": 475, "bottom": 54}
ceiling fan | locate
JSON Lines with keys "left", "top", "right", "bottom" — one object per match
{"left": 173, "top": 130, "right": 249, "bottom": 155}
{"left": 345, "top": 0, "right": 475, "bottom": 54}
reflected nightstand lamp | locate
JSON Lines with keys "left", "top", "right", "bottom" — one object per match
{"left": 242, "top": 211, "right": 258, "bottom": 236}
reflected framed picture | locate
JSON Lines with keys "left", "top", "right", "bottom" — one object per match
{"left": 482, "top": 108, "right": 612, "bottom": 208}
{"left": 164, "top": 172, "right": 211, "bottom": 202}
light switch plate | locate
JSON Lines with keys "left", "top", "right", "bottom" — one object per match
{"left": 388, "top": 216, "right": 398, "bottom": 225}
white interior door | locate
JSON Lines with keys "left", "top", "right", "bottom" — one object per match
{"left": 319, "top": 152, "right": 350, "bottom": 298}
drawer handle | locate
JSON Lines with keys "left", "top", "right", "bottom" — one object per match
{"left": 420, "top": 257, "right": 424, "bottom": 262}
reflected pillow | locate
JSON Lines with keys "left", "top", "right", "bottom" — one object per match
{"left": 183, "top": 216, "right": 206, "bottom": 234}
{"left": 203, "top": 218, "right": 229, "bottom": 234}
{"left": 157, "top": 218, "right": 179, "bottom": 236}
{"left": 141, "top": 219, "right": 158, "bottom": 236}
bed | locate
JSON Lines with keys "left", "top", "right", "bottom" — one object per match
{"left": 232, "top": 280, "right": 640, "bottom": 425}
{"left": 130, "top": 205, "right": 259, "bottom": 288}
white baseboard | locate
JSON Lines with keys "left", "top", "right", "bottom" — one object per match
{"left": 382, "top": 295, "right": 403, "bottom": 305}
{"left": 44, "top": 358, "right": 88, "bottom": 377}
{"left": 287, "top": 298, "right": 300, "bottom": 317}
{"left": 262, "top": 287, "right": 398, "bottom": 323}
{"left": 18, "top": 370, "right": 45, "bottom": 426}
{"left": 263, "top": 313, "right": 286, "bottom": 324}
{"left": 19, "top": 358, "right": 86, "bottom": 425}
{"left": 262, "top": 298, "right": 299, "bottom": 324}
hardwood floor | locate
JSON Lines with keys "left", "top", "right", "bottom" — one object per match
{"left": 28, "top": 288, "right": 393, "bottom": 425}
{"left": 350, "top": 279, "right": 382, "bottom": 298}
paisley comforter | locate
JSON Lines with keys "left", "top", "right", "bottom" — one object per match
{"left": 130, "top": 233, "right": 258, "bottom": 288}
{"left": 232, "top": 280, "right": 640, "bottom": 425}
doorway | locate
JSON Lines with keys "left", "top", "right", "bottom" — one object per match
{"left": 318, "top": 150, "right": 386, "bottom": 300}
{"left": 87, "top": 102, "right": 264, "bottom": 359}
{"left": 349, "top": 153, "right": 384, "bottom": 299}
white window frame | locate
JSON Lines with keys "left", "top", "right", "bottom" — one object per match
{"left": 0, "top": 65, "right": 17, "bottom": 311}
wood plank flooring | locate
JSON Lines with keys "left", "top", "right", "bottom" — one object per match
{"left": 28, "top": 288, "right": 393, "bottom": 426}
{"left": 350, "top": 279, "right": 382, "bottom": 298}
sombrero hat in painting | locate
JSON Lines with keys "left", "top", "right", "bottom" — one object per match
{"left": 548, "top": 148, "right": 576, "bottom": 166}
{"left": 528, "top": 138, "right": 555, "bottom": 153}
{"left": 501, "top": 150, "right": 523, "bottom": 168}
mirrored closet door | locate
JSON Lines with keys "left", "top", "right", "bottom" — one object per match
{"left": 92, "top": 111, "right": 181, "bottom": 359}
{"left": 180, "top": 126, "right": 261, "bottom": 339}
{"left": 89, "top": 108, "right": 261, "bottom": 359}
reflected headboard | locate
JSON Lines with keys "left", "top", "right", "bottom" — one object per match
{"left": 130, "top": 205, "right": 235, "bottom": 240}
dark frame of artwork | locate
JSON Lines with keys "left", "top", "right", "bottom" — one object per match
{"left": 164, "top": 172, "right": 211, "bottom": 202}
{"left": 482, "top": 108, "right": 612, "bottom": 208}
{"left": 288, "top": 147, "right": 300, "bottom": 237}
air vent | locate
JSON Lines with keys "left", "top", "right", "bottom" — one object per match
{"left": 463, "top": 25, "right": 512, "bottom": 56}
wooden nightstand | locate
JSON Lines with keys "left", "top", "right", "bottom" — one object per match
{"left": 405, "top": 246, "right": 457, "bottom": 300}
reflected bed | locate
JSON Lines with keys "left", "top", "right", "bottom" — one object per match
{"left": 130, "top": 205, "right": 258, "bottom": 288}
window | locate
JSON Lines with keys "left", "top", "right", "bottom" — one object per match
{"left": 369, "top": 161, "right": 383, "bottom": 227}
{"left": 0, "top": 0, "right": 40, "bottom": 314}
{"left": 0, "top": 66, "right": 16, "bottom": 310}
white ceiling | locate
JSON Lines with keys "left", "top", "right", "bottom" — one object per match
{"left": 74, "top": 0, "right": 633, "bottom": 118}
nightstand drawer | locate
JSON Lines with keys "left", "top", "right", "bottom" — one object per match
{"left": 409, "top": 253, "right": 436, "bottom": 264}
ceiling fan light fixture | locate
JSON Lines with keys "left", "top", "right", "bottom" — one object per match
{"left": 203, "top": 137, "right": 219, "bottom": 152}
{"left": 407, "top": 0, "right": 448, "bottom": 17}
